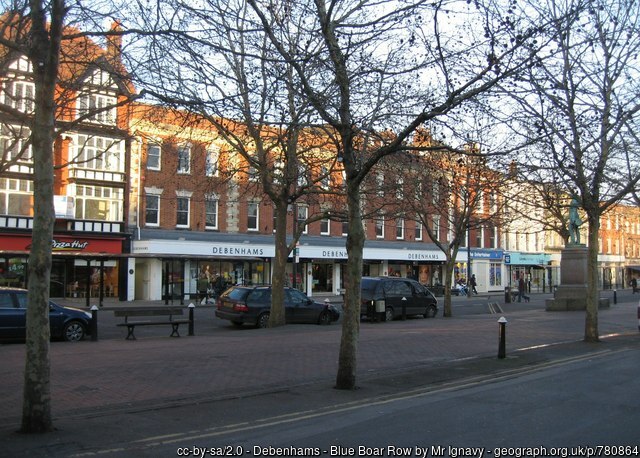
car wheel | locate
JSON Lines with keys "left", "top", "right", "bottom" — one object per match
{"left": 384, "top": 307, "right": 394, "bottom": 322}
{"left": 63, "top": 321, "right": 86, "bottom": 342}
{"left": 256, "top": 312, "right": 270, "bottom": 329}
{"left": 423, "top": 305, "right": 437, "bottom": 318}
{"left": 231, "top": 321, "right": 243, "bottom": 328}
{"left": 318, "top": 311, "right": 331, "bottom": 325}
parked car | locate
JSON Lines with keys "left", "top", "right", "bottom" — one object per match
{"left": 215, "top": 285, "right": 340, "bottom": 328}
{"left": 0, "top": 287, "right": 92, "bottom": 342}
{"left": 360, "top": 276, "right": 438, "bottom": 321}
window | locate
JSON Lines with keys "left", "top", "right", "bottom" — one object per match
{"left": 77, "top": 93, "right": 117, "bottom": 124}
{"left": 376, "top": 173, "right": 384, "bottom": 197}
{"left": 0, "top": 178, "right": 33, "bottom": 216}
{"left": 0, "top": 132, "right": 32, "bottom": 163}
{"left": 248, "top": 155, "right": 259, "bottom": 182}
{"left": 396, "top": 178, "right": 404, "bottom": 200}
{"left": 476, "top": 226, "right": 484, "bottom": 248}
{"left": 320, "top": 218, "right": 330, "bottom": 235}
{"left": 75, "top": 185, "right": 123, "bottom": 221}
{"left": 415, "top": 221, "right": 423, "bottom": 241}
{"left": 489, "top": 262, "right": 502, "bottom": 287}
{"left": 297, "top": 164, "right": 308, "bottom": 187}
{"left": 147, "top": 144, "right": 161, "bottom": 170}
{"left": 375, "top": 214, "right": 385, "bottom": 238}
{"left": 342, "top": 221, "right": 349, "bottom": 236}
{"left": 176, "top": 196, "right": 190, "bottom": 227}
{"left": 432, "top": 182, "right": 440, "bottom": 205}
{"left": 489, "top": 225, "right": 497, "bottom": 248}
{"left": 177, "top": 145, "right": 191, "bottom": 174}
{"left": 205, "top": 147, "right": 219, "bottom": 177}
{"left": 205, "top": 195, "right": 218, "bottom": 229}
{"left": 296, "top": 205, "right": 308, "bottom": 234}
{"left": 248, "top": 202, "right": 259, "bottom": 231}
{"left": 432, "top": 216, "right": 440, "bottom": 242}
{"left": 5, "top": 81, "right": 35, "bottom": 113}
{"left": 320, "top": 166, "right": 330, "bottom": 190}
{"left": 75, "top": 135, "right": 124, "bottom": 172}
{"left": 396, "top": 218, "right": 404, "bottom": 240}
{"left": 145, "top": 194, "right": 160, "bottom": 226}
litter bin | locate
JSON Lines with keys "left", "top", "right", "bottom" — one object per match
{"left": 505, "top": 286, "right": 511, "bottom": 303}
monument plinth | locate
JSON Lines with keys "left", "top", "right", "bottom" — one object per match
{"left": 546, "top": 244, "right": 609, "bottom": 311}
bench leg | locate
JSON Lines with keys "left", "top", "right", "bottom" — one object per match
{"left": 125, "top": 325, "right": 136, "bottom": 340}
{"left": 170, "top": 323, "right": 181, "bottom": 337}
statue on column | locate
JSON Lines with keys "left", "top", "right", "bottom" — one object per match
{"left": 568, "top": 197, "right": 583, "bottom": 245}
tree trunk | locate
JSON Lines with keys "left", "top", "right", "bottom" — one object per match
{"left": 21, "top": 0, "right": 64, "bottom": 433}
{"left": 442, "top": 253, "right": 455, "bottom": 317}
{"left": 269, "top": 202, "right": 288, "bottom": 327}
{"left": 584, "top": 214, "right": 600, "bottom": 342}
{"left": 335, "top": 179, "right": 364, "bottom": 390}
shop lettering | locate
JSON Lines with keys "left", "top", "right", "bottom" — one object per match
{"left": 322, "top": 250, "right": 348, "bottom": 258}
{"left": 407, "top": 253, "right": 441, "bottom": 260}
{"left": 51, "top": 239, "right": 89, "bottom": 251}
{"left": 212, "top": 246, "right": 265, "bottom": 256}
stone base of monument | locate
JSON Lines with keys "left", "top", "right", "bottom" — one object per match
{"left": 545, "top": 244, "right": 610, "bottom": 311}
{"left": 545, "top": 286, "right": 610, "bottom": 311}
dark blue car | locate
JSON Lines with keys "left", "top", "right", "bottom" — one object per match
{"left": 0, "top": 287, "right": 92, "bottom": 342}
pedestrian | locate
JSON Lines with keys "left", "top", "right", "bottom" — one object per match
{"left": 631, "top": 277, "right": 638, "bottom": 294}
{"left": 518, "top": 274, "right": 530, "bottom": 302}
{"left": 470, "top": 274, "right": 478, "bottom": 295}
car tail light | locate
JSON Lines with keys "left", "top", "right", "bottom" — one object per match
{"left": 233, "top": 303, "right": 249, "bottom": 312}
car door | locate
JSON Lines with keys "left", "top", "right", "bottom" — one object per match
{"left": 394, "top": 280, "right": 417, "bottom": 316}
{"left": 0, "top": 291, "right": 25, "bottom": 339}
{"left": 285, "top": 289, "right": 316, "bottom": 323}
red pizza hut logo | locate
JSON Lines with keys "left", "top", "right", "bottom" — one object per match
{"left": 51, "top": 239, "right": 89, "bottom": 251}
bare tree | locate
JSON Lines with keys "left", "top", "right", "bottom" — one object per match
{"left": 0, "top": 0, "right": 137, "bottom": 432}
{"left": 502, "top": 0, "right": 640, "bottom": 341}
{"left": 125, "top": 0, "right": 344, "bottom": 327}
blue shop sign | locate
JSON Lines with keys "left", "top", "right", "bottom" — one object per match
{"left": 470, "top": 249, "right": 504, "bottom": 260}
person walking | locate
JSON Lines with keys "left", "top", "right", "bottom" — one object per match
{"left": 518, "top": 274, "right": 530, "bottom": 302}
{"left": 470, "top": 274, "right": 478, "bottom": 295}
{"left": 632, "top": 277, "right": 638, "bottom": 294}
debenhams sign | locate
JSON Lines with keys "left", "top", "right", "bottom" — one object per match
{"left": 212, "top": 245, "right": 266, "bottom": 256}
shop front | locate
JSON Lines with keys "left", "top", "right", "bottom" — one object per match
{"left": 0, "top": 233, "right": 126, "bottom": 302}
{"left": 504, "top": 252, "right": 552, "bottom": 293}
{"left": 470, "top": 249, "right": 505, "bottom": 293}
{"left": 132, "top": 232, "right": 274, "bottom": 301}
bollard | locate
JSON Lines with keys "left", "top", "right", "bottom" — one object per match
{"left": 401, "top": 297, "right": 407, "bottom": 320}
{"left": 90, "top": 305, "right": 99, "bottom": 341}
{"left": 498, "top": 316, "right": 508, "bottom": 359}
{"left": 613, "top": 290, "right": 617, "bottom": 304}
{"left": 637, "top": 302, "right": 640, "bottom": 332}
{"left": 188, "top": 303, "right": 195, "bottom": 336}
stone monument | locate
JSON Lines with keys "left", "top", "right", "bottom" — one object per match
{"left": 546, "top": 198, "right": 609, "bottom": 311}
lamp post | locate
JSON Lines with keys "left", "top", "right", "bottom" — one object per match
{"left": 292, "top": 203, "right": 297, "bottom": 290}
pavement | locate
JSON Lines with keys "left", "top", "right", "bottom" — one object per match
{"left": 1, "top": 289, "right": 638, "bottom": 456}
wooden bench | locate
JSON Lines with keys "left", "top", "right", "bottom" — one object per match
{"left": 114, "top": 307, "right": 191, "bottom": 340}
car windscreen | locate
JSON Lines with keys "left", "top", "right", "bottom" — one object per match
{"left": 224, "top": 288, "right": 251, "bottom": 301}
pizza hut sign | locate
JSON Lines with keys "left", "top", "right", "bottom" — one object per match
{"left": 51, "top": 239, "right": 89, "bottom": 251}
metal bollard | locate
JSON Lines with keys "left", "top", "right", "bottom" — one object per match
{"left": 613, "top": 290, "right": 617, "bottom": 304}
{"left": 188, "top": 303, "right": 195, "bottom": 336}
{"left": 90, "top": 305, "right": 99, "bottom": 341}
{"left": 637, "top": 302, "right": 640, "bottom": 332}
{"left": 498, "top": 316, "right": 508, "bottom": 359}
